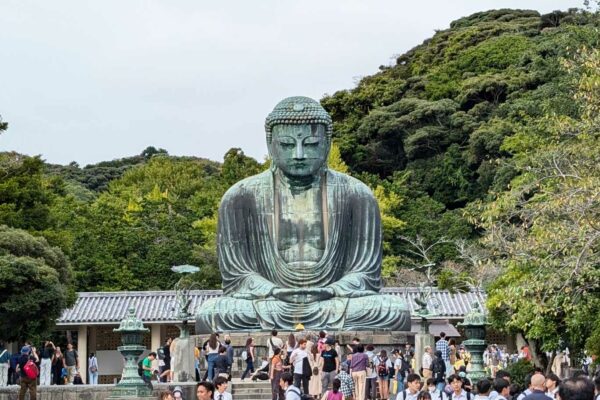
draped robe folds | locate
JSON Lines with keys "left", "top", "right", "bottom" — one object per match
{"left": 195, "top": 169, "right": 410, "bottom": 333}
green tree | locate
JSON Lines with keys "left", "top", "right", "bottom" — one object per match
{"left": 472, "top": 47, "right": 600, "bottom": 359}
{"left": 0, "top": 225, "right": 75, "bottom": 342}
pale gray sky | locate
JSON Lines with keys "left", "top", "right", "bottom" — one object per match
{"left": 0, "top": 0, "right": 581, "bottom": 166}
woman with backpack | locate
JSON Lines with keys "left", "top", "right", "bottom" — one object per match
{"left": 240, "top": 337, "right": 255, "bottom": 381}
{"left": 321, "top": 378, "right": 343, "bottom": 400}
{"left": 374, "top": 350, "right": 393, "bottom": 400}
{"left": 432, "top": 351, "right": 446, "bottom": 393}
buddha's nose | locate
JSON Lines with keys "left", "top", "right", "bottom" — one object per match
{"left": 294, "top": 143, "right": 306, "bottom": 160}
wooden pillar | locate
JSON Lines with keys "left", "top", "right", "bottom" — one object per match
{"left": 151, "top": 324, "right": 161, "bottom": 354}
{"left": 78, "top": 325, "right": 88, "bottom": 383}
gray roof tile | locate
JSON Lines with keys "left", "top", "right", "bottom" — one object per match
{"left": 58, "top": 288, "right": 485, "bottom": 326}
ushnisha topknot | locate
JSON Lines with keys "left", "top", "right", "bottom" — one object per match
{"left": 265, "top": 96, "right": 333, "bottom": 142}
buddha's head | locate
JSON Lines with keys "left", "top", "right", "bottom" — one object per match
{"left": 265, "top": 96, "right": 332, "bottom": 179}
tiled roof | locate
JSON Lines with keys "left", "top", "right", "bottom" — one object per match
{"left": 57, "top": 287, "right": 486, "bottom": 326}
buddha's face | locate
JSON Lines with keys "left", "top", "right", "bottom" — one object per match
{"left": 270, "top": 123, "right": 328, "bottom": 179}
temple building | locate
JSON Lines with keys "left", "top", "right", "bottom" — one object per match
{"left": 51, "top": 287, "right": 510, "bottom": 383}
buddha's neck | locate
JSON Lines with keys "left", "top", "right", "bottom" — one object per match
{"left": 275, "top": 169, "right": 324, "bottom": 192}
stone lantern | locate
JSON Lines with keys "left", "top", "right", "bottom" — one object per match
{"left": 108, "top": 307, "right": 153, "bottom": 399}
{"left": 458, "top": 301, "right": 489, "bottom": 384}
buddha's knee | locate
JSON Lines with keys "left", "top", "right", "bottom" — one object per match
{"left": 344, "top": 294, "right": 410, "bottom": 331}
{"left": 195, "top": 297, "right": 259, "bottom": 333}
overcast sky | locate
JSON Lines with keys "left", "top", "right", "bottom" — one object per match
{"left": 0, "top": 0, "right": 582, "bottom": 166}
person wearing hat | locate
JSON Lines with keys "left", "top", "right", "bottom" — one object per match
{"left": 337, "top": 363, "right": 355, "bottom": 400}
{"left": 173, "top": 385, "right": 184, "bottom": 399}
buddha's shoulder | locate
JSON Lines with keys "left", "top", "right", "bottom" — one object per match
{"left": 327, "top": 169, "right": 375, "bottom": 198}
{"left": 221, "top": 170, "right": 271, "bottom": 202}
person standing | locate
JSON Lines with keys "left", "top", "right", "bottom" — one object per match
{"left": 271, "top": 348, "right": 288, "bottom": 400}
{"left": 39, "top": 341, "right": 54, "bottom": 386}
{"left": 0, "top": 342, "right": 10, "bottom": 387}
{"left": 160, "top": 338, "right": 172, "bottom": 383}
{"left": 374, "top": 350, "right": 393, "bottom": 400}
{"left": 448, "top": 374, "right": 469, "bottom": 400}
{"left": 268, "top": 330, "right": 284, "bottom": 360}
{"left": 321, "top": 339, "right": 339, "bottom": 396}
{"left": 545, "top": 373, "right": 560, "bottom": 399}
{"left": 432, "top": 351, "right": 446, "bottom": 393}
{"left": 197, "top": 381, "right": 215, "bottom": 400}
{"left": 17, "top": 346, "right": 37, "bottom": 400}
{"left": 64, "top": 343, "right": 79, "bottom": 385}
{"left": 337, "top": 363, "right": 355, "bottom": 400}
{"left": 141, "top": 352, "right": 157, "bottom": 388}
{"left": 213, "top": 376, "right": 233, "bottom": 400}
{"left": 323, "top": 378, "right": 344, "bottom": 400}
{"left": 287, "top": 334, "right": 297, "bottom": 362}
{"left": 350, "top": 344, "right": 368, "bottom": 400}
{"left": 241, "top": 337, "right": 255, "bottom": 381}
{"left": 52, "top": 347, "right": 65, "bottom": 385}
{"left": 280, "top": 371, "right": 301, "bottom": 400}
{"left": 522, "top": 374, "right": 549, "bottom": 400}
{"left": 223, "top": 336, "right": 234, "bottom": 375}
{"left": 398, "top": 374, "right": 422, "bottom": 400}
{"left": 290, "top": 339, "right": 309, "bottom": 394}
{"left": 308, "top": 342, "right": 323, "bottom": 397}
{"left": 214, "top": 346, "right": 230, "bottom": 378}
{"left": 88, "top": 352, "right": 99, "bottom": 385}
{"left": 205, "top": 333, "right": 220, "bottom": 381}
{"left": 435, "top": 333, "right": 450, "bottom": 378}
{"left": 422, "top": 347, "right": 433, "bottom": 379}
{"left": 365, "top": 345, "right": 378, "bottom": 400}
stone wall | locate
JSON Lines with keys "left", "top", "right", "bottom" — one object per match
{"left": 0, "top": 382, "right": 198, "bottom": 400}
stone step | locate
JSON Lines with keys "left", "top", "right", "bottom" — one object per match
{"left": 233, "top": 382, "right": 272, "bottom": 389}
{"left": 233, "top": 389, "right": 273, "bottom": 395}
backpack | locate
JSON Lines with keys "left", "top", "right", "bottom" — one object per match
{"left": 289, "top": 386, "right": 314, "bottom": 400}
{"left": 23, "top": 359, "right": 39, "bottom": 379}
{"left": 377, "top": 357, "right": 388, "bottom": 377}
{"left": 137, "top": 360, "right": 144, "bottom": 377}
{"left": 241, "top": 350, "right": 248, "bottom": 361}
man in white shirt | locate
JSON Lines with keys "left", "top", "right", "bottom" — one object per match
{"left": 290, "top": 339, "right": 309, "bottom": 394}
{"left": 268, "top": 330, "right": 284, "bottom": 360}
{"left": 545, "top": 373, "right": 560, "bottom": 399}
{"left": 427, "top": 378, "right": 447, "bottom": 400}
{"left": 422, "top": 346, "right": 433, "bottom": 379}
{"left": 398, "top": 374, "right": 422, "bottom": 400}
{"left": 213, "top": 376, "right": 233, "bottom": 400}
{"left": 280, "top": 371, "right": 302, "bottom": 400}
{"left": 448, "top": 374, "right": 471, "bottom": 400}
{"left": 493, "top": 378, "right": 510, "bottom": 400}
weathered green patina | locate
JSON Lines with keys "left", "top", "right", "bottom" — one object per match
{"left": 109, "top": 308, "right": 153, "bottom": 399}
{"left": 195, "top": 96, "right": 410, "bottom": 332}
{"left": 458, "top": 302, "right": 489, "bottom": 384}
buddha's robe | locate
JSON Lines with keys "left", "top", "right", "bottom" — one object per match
{"left": 195, "top": 169, "right": 410, "bottom": 332}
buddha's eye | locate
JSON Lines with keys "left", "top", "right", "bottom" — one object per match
{"left": 278, "top": 139, "right": 295, "bottom": 148}
{"left": 304, "top": 138, "right": 320, "bottom": 146}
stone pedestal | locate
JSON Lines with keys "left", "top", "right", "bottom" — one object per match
{"left": 172, "top": 336, "right": 196, "bottom": 382}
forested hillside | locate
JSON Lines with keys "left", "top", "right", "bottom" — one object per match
{"left": 318, "top": 9, "right": 600, "bottom": 285}
{"left": 1, "top": 8, "right": 599, "bottom": 353}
